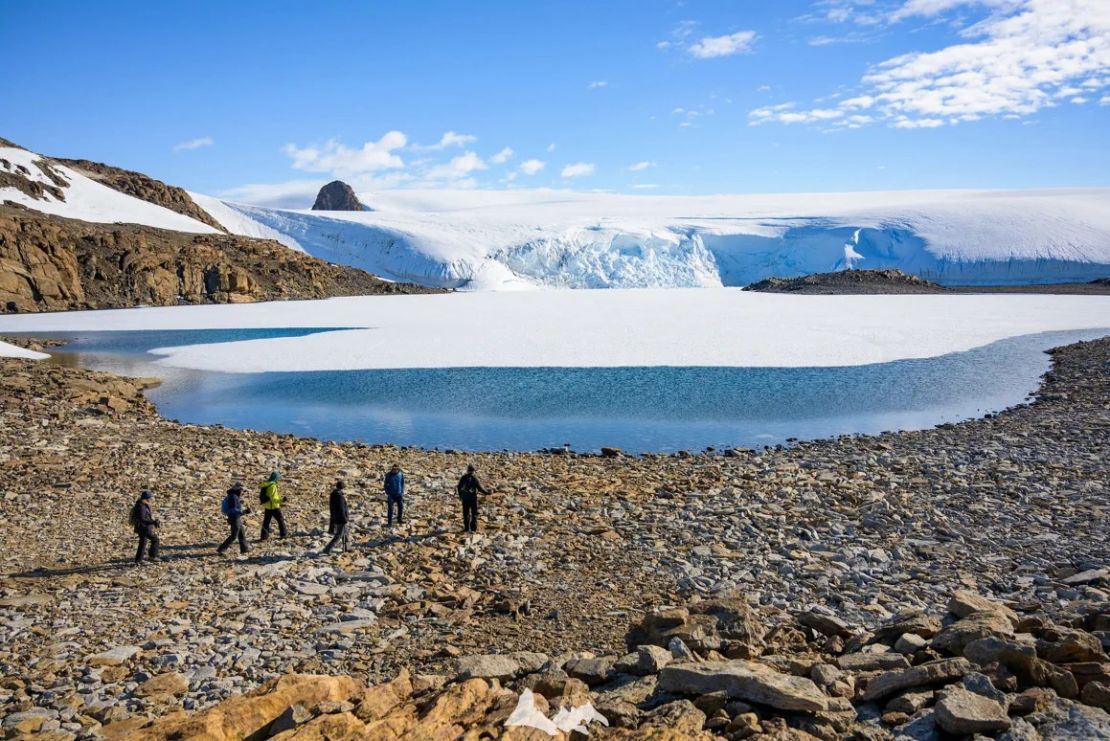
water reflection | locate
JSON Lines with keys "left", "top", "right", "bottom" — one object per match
{"left": 16, "top": 327, "right": 1109, "bottom": 453}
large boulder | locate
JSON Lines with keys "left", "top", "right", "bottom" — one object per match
{"left": 659, "top": 660, "right": 829, "bottom": 712}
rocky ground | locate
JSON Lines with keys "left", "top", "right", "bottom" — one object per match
{"left": 743, "top": 269, "right": 1110, "bottom": 295}
{"left": 0, "top": 338, "right": 1107, "bottom": 738}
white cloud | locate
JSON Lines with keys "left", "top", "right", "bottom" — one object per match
{"left": 752, "top": 0, "right": 1110, "bottom": 128}
{"left": 411, "top": 130, "right": 478, "bottom": 152}
{"left": 425, "top": 151, "right": 487, "bottom": 180}
{"left": 1101, "top": 94, "right": 1110, "bottom": 105}
{"left": 490, "top": 147, "right": 514, "bottom": 164}
{"left": 561, "top": 162, "right": 595, "bottom": 178}
{"left": 688, "top": 30, "right": 757, "bottom": 59}
{"left": 588, "top": 80, "right": 609, "bottom": 89}
{"left": 284, "top": 132, "right": 407, "bottom": 176}
{"left": 173, "top": 136, "right": 213, "bottom": 153}
{"left": 520, "top": 159, "right": 546, "bottom": 175}
{"left": 546, "top": 143, "right": 557, "bottom": 152}
{"left": 628, "top": 161, "right": 656, "bottom": 171}
{"left": 632, "top": 183, "right": 660, "bottom": 189}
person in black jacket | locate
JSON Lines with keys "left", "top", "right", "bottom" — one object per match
{"left": 322, "top": 480, "right": 350, "bottom": 554}
{"left": 132, "top": 490, "right": 161, "bottom": 564}
{"left": 456, "top": 464, "right": 491, "bottom": 533}
{"left": 217, "top": 483, "right": 251, "bottom": 556}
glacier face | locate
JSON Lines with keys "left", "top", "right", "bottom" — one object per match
{"left": 196, "top": 188, "right": 1110, "bottom": 289}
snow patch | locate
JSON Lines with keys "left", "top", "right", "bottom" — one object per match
{"left": 0, "top": 146, "right": 219, "bottom": 234}
{"left": 0, "top": 340, "right": 48, "bottom": 360}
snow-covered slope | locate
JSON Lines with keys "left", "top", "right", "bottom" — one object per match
{"left": 188, "top": 192, "right": 304, "bottom": 251}
{"left": 196, "top": 188, "right": 1110, "bottom": 289}
{"left": 0, "top": 146, "right": 219, "bottom": 233}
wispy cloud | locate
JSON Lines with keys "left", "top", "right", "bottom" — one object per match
{"left": 657, "top": 20, "right": 698, "bottom": 50}
{"left": 173, "top": 136, "right": 213, "bottom": 153}
{"left": 688, "top": 30, "right": 757, "bottom": 59}
{"left": 587, "top": 80, "right": 609, "bottom": 89}
{"left": 561, "top": 162, "right": 595, "bottom": 178}
{"left": 411, "top": 130, "right": 478, "bottom": 152}
{"left": 627, "top": 161, "right": 656, "bottom": 171}
{"left": 752, "top": 0, "right": 1110, "bottom": 129}
{"left": 520, "top": 159, "right": 546, "bottom": 175}
{"left": 490, "top": 147, "right": 514, "bottom": 164}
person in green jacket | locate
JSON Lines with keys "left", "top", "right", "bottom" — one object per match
{"left": 259, "top": 470, "right": 288, "bottom": 540}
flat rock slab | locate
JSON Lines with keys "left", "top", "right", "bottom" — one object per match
{"left": 317, "top": 619, "right": 377, "bottom": 634}
{"left": 456, "top": 654, "right": 521, "bottom": 680}
{"left": 862, "top": 658, "right": 971, "bottom": 702}
{"left": 659, "top": 660, "right": 829, "bottom": 712}
{"left": 88, "top": 645, "right": 140, "bottom": 667}
{"left": 935, "top": 687, "right": 1011, "bottom": 735}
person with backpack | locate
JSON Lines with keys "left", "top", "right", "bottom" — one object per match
{"left": 217, "top": 483, "right": 251, "bottom": 556}
{"left": 321, "top": 480, "right": 350, "bottom": 554}
{"left": 258, "top": 470, "right": 287, "bottom": 540}
{"left": 131, "top": 489, "right": 161, "bottom": 564}
{"left": 384, "top": 464, "right": 405, "bottom": 527}
{"left": 456, "top": 464, "right": 491, "bottom": 533}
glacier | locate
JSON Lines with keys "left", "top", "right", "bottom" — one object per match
{"left": 196, "top": 187, "right": 1110, "bottom": 290}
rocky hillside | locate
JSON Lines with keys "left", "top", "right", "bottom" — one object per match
{"left": 0, "top": 204, "right": 437, "bottom": 312}
{"left": 312, "top": 180, "right": 366, "bottom": 211}
{"left": 55, "top": 156, "right": 225, "bottom": 231}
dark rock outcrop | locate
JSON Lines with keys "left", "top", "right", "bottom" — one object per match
{"left": 312, "top": 180, "right": 366, "bottom": 211}
{"left": 745, "top": 268, "right": 945, "bottom": 295}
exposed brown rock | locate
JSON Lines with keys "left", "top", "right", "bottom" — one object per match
{"left": 0, "top": 204, "right": 438, "bottom": 312}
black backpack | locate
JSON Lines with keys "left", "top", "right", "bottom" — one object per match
{"left": 259, "top": 485, "right": 269, "bottom": 505}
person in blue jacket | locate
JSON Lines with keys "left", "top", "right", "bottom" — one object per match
{"left": 384, "top": 464, "right": 405, "bottom": 527}
{"left": 217, "top": 483, "right": 250, "bottom": 556}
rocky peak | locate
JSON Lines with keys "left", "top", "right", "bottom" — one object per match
{"left": 312, "top": 180, "right": 366, "bottom": 211}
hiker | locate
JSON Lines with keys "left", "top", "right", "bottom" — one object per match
{"left": 384, "top": 464, "right": 405, "bottom": 527}
{"left": 131, "top": 489, "right": 161, "bottom": 564}
{"left": 322, "top": 480, "right": 349, "bottom": 554}
{"left": 217, "top": 483, "right": 251, "bottom": 556}
{"left": 456, "top": 464, "right": 491, "bottom": 533}
{"left": 258, "top": 470, "right": 287, "bottom": 540}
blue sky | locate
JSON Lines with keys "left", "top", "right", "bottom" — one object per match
{"left": 2, "top": 0, "right": 1107, "bottom": 204}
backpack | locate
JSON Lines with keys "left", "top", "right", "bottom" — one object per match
{"left": 259, "top": 485, "right": 270, "bottom": 505}
{"left": 127, "top": 502, "right": 139, "bottom": 529}
{"left": 221, "top": 494, "right": 233, "bottom": 517}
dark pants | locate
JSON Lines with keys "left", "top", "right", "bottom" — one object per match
{"left": 260, "top": 509, "right": 287, "bottom": 539}
{"left": 218, "top": 516, "right": 249, "bottom": 554}
{"left": 135, "top": 526, "right": 160, "bottom": 562}
{"left": 387, "top": 494, "right": 404, "bottom": 526}
{"left": 461, "top": 494, "right": 478, "bottom": 532}
{"left": 322, "top": 522, "right": 349, "bottom": 553}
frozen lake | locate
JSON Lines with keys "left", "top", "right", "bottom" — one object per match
{"left": 23, "top": 326, "right": 1110, "bottom": 453}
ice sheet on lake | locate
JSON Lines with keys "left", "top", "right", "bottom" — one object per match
{"left": 0, "top": 290, "right": 1107, "bottom": 373}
